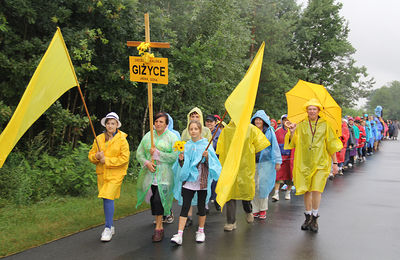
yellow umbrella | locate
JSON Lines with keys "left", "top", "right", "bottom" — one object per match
{"left": 285, "top": 79, "right": 342, "bottom": 136}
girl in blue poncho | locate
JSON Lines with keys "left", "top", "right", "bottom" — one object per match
{"left": 170, "top": 121, "right": 221, "bottom": 245}
{"left": 250, "top": 110, "right": 282, "bottom": 220}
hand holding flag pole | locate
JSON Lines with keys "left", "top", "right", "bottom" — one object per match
{"left": 204, "top": 110, "right": 227, "bottom": 152}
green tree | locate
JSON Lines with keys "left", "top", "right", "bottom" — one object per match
{"left": 293, "top": 0, "right": 373, "bottom": 107}
{"left": 367, "top": 81, "right": 400, "bottom": 120}
{"left": 249, "top": 0, "right": 300, "bottom": 118}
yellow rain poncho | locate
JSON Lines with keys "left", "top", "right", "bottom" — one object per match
{"left": 284, "top": 117, "right": 342, "bottom": 195}
{"left": 88, "top": 131, "right": 130, "bottom": 200}
{"left": 216, "top": 121, "right": 270, "bottom": 201}
{"left": 181, "top": 107, "right": 212, "bottom": 142}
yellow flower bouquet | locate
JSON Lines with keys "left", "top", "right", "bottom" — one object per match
{"left": 173, "top": 141, "right": 186, "bottom": 152}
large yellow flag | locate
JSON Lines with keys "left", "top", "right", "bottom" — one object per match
{"left": 0, "top": 28, "right": 78, "bottom": 167}
{"left": 215, "top": 42, "right": 265, "bottom": 208}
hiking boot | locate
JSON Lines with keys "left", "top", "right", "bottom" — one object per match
{"left": 272, "top": 192, "right": 279, "bottom": 202}
{"left": 170, "top": 234, "right": 183, "bottom": 245}
{"left": 246, "top": 213, "right": 254, "bottom": 223}
{"left": 285, "top": 190, "right": 291, "bottom": 200}
{"left": 224, "top": 222, "right": 237, "bottom": 232}
{"left": 195, "top": 231, "right": 205, "bottom": 243}
{"left": 101, "top": 227, "right": 113, "bottom": 242}
{"left": 185, "top": 217, "right": 193, "bottom": 227}
{"left": 301, "top": 213, "right": 312, "bottom": 231}
{"left": 258, "top": 211, "right": 267, "bottom": 219}
{"left": 152, "top": 229, "right": 164, "bottom": 242}
{"left": 309, "top": 215, "right": 319, "bottom": 233}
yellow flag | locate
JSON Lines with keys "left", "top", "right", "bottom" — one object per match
{"left": 215, "top": 42, "right": 265, "bottom": 208}
{"left": 0, "top": 28, "right": 78, "bottom": 167}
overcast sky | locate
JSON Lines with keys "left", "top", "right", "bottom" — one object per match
{"left": 298, "top": 0, "right": 400, "bottom": 89}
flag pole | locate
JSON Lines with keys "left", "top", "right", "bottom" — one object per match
{"left": 204, "top": 110, "right": 228, "bottom": 151}
{"left": 76, "top": 84, "right": 100, "bottom": 151}
{"left": 57, "top": 27, "right": 100, "bottom": 151}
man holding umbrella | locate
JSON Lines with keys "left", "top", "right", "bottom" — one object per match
{"left": 285, "top": 98, "right": 342, "bottom": 233}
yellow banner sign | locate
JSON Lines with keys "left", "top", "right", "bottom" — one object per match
{"left": 129, "top": 56, "right": 168, "bottom": 85}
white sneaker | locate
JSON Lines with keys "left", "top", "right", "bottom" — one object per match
{"left": 348, "top": 163, "right": 353, "bottom": 168}
{"left": 111, "top": 226, "right": 115, "bottom": 235}
{"left": 101, "top": 227, "right": 113, "bottom": 242}
{"left": 170, "top": 234, "right": 183, "bottom": 245}
{"left": 195, "top": 231, "right": 205, "bottom": 243}
{"left": 272, "top": 192, "right": 279, "bottom": 202}
{"left": 285, "top": 190, "right": 291, "bottom": 200}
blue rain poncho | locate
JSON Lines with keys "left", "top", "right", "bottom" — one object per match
{"left": 251, "top": 110, "right": 282, "bottom": 199}
{"left": 367, "top": 120, "right": 375, "bottom": 148}
{"left": 172, "top": 138, "right": 221, "bottom": 205}
{"left": 364, "top": 122, "right": 371, "bottom": 143}
{"left": 375, "top": 117, "right": 383, "bottom": 141}
{"left": 167, "top": 113, "right": 181, "bottom": 140}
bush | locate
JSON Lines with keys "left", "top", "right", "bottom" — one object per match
{"left": 0, "top": 142, "right": 97, "bottom": 206}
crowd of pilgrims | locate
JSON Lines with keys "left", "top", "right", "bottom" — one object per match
{"left": 88, "top": 106, "right": 399, "bottom": 244}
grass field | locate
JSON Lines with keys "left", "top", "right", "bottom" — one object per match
{"left": 0, "top": 181, "right": 148, "bottom": 257}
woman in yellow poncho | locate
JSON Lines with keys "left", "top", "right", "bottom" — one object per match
{"left": 88, "top": 112, "right": 130, "bottom": 242}
{"left": 284, "top": 99, "right": 342, "bottom": 233}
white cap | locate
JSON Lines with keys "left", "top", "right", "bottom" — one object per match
{"left": 100, "top": 112, "right": 122, "bottom": 128}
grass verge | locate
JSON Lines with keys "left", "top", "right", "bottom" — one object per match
{"left": 0, "top": 181, "right": 148, "bottom": 257}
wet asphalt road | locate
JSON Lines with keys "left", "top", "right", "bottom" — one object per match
{"left": 6, "top": 141, "right": 400, "bottom": 260}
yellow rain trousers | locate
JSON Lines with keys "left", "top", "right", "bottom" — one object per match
{"left": 284, "top": 118, "right": 342, "bottom": 195}
{"left": 216, "top": 122, "right": 270, "bottom": 201}
{"left": 88, "top": 131, "right": 130, "bottom": 200}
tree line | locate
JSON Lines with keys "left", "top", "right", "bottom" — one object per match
{"left": 0, "top": 0, "right": 374, "bottom": 153}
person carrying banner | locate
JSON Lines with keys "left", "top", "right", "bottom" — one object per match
{"left": 170, "top": 120, "right": 221, "bottom": 245}
{"left": 88, "top": 112, "right": 130, "bottom": 242}
{"left": 135, "top": 112, "right": 179, "bottom": 242}
{"left": 217, "top": 121, "right": 270, "bottom": 231}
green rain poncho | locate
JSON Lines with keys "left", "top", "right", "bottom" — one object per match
{"left": 136, "top": 129, "right": 179, "bottom": 215}
{"left": 284, "top": 117, "right": 342, "bottom": 195}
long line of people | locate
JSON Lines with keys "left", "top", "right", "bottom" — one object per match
{"left": 88, "top": 107, "right": 397, "bottom": 244}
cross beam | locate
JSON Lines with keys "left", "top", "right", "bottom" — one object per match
{"left": 127, "top": 13, "right": 170, "bottom": 149}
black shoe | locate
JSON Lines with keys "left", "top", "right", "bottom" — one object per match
{"left": 185, "top": 217, "right": 193, "bottom": 227}
{"left": 309, "top": 215, "right": 319, "bottom": 233}
{"left": 301, "top": 213, "right": 312, "bottom": 230}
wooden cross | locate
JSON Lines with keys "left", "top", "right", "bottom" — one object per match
{"left": 127, "top": 13, "right": 170, "bottom": 148}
